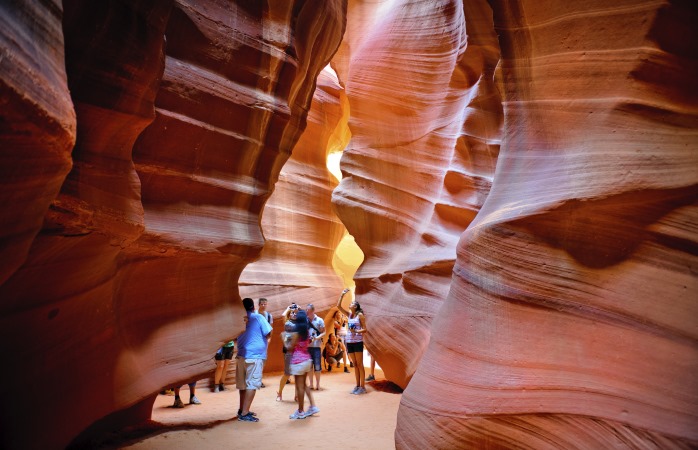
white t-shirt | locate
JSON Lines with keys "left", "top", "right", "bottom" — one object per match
{"left": 308, "top": 315, "right": 325, "bottom": 348}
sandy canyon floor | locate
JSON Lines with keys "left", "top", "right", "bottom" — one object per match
{"left": 101, "top": 366, "right": 400, "bottom": 449}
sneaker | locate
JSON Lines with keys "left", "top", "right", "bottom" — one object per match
{"left": 189, "top": 396, "right": 201, "bottom": 405}
{"left": 238, "top": 409, "right": 257, "bottom": 417}
{"left": 356, "top": 387, "right": 367, "bottom": 394}
{"left": 289, "top": 410, "right": 306, "bottom": 420}
{"left": 305, "top": 405, "right": 320, "bottom": 417}
{"left": 214, "top": 385, "right": 220, "bottom": 393}
{"left": 344, "top": 367, "right": 350, "bottom": 373}
{"left": 173, "top": 397, "right": 185, "bottom": 408}
{"left": 366, "top": 374, "right": 375, "bottom": 381}
{"left": 238, "top": 412, "right": 259, "bottom": 422}
{"left": 350, "top": 386, "right": 360, "bottom": 394}
{"left": 219, "top": 383, "right": 225, "bottom": 391}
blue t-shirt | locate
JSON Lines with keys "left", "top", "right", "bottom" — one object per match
{"left": 237, "top": 311, "right": 273, "bottom": 359}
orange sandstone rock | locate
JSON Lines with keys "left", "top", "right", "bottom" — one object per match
{"left": 0, "top": 1, "right": 346, "bottom": 448}
{"left": 396, "top": 1, "right": 698, "bottom": 448}
{"left": 331, "top": 0, "right": 502, "bottom": 388}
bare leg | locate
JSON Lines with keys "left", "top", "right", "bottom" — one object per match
{"left": 304, "top": 372, "right": 316, "bottom": 408}
{"left": 309, "top": 366, "right": 315, "bottom": 389}
{"left": 214, "top": 360, "right": 224, "bottom": 385}
{"left": 348, "top": 352, "right": 359, "bottom": 387}
{"left": 241, "top": 389, "right": 256, "bottom": 416}
{"left": 294, "top": 375, "right": 305, "bottom": 412}
{"left": 366, "top": 353, "right": 376, "bottom": 381}
{"left": 238, "top": 389, "right": 245, "bottom": 412}
{"left": 220, "top": 360, "right": 230, "bottom": 384}
{"left": 277, "top": 374, "right": 289, "bottom": 401}
{"left": 354, "top": 351, "right": 365, "bottom": 388}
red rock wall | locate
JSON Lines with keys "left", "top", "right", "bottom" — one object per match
{"left": 0, "top": 0, "right": 75, "bottom": 285}
{"left": 395, "top": 0, "right": 698, "bottom": 448}
{"left": 331, "top": 0, "right": 502, "bottom": 387}
{"left": 239, "top": 66, "right": 350, "bottom": 370}
{"left": 0, "top": 1, "right": 346, "bottom": 448}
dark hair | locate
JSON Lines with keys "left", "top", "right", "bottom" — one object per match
{"left": 294, "top": 310, "right": 309, "bottom": 340}
{"left": 353, "top": 301, "right": 363, "bottom": 315}
{"left": 242, "top": 297, "right": 255, "bottom": 312}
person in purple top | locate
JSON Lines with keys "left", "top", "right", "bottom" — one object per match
{"left": 236, "top": 297, "right": 273, "bottom": 422}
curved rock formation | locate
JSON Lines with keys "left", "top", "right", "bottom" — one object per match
{"left": 396, "top": 0, "right": 698, "bottom": 448}
{"left": 331, "top": 0, "right": 502, "bottom": 388}
{"left": 239, "top": 66, "right": 351, "bottom": 370}
{"left": 0, "top": 1, "right": 75, "bottom": 285}
{"left": 0, "top": 1, "right": 346, "bottom": 448}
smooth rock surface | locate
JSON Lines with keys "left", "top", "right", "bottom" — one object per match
{"left": 395, "top": 1, "right": 698, "bottom": 448}
{"left": 332, "top": 0, "right": 502, "bottom": 388}
{"left": 0, "top": 1, "right": 346, "bottom": 448}
{"left": 239, "top": 66, "right": 351, "bottom": 370}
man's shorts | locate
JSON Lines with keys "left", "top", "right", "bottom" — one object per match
{"left": 236, "top": 357, "right": 264, "bottom": 390}
{"left": 346, "top": 341, "right": 364, "bottom": 354}
{"left": 215, "top": 346, "right": 235, "bottom": 361}
{"left": 308, "top": 347, "right": 322, "bottom": 371}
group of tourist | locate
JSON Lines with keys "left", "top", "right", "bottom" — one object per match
{"left": 166, "top": 289, "right": 370, "bottom": 422}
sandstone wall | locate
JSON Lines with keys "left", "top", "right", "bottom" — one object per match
{"left": 0, "top": 0, "right": 75, "bottom": 285}
{"left": 331, "top": 0, "right": 502, "bottom": 387}
{"left": 0, "top": 1, "right": 346, "bottom": 448}
{"left": 395, "top": 0, "right": 698, "bottom": 448}
{"left": 239, "top": 66, "right": 351, "bottom": 370}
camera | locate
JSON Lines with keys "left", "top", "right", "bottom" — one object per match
{"left": 290, "top": 304, "right": 298, "bottom": 310}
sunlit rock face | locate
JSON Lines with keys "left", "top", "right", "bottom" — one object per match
{"left": 331, "top": 0, "right": 502, "bottom": 388}
{"left": 396, "top": 1, "right": 698, "bottom": 449}
{"left": 0, "top": 1, "right": 346, "bottom": 448}
{"left": 239, "top": 66, "right": 351, "bottom": 369}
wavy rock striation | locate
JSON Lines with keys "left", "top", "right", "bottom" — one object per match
{"left": 239, "top": 66, "right": 351, "bottom": 369}
{"left": 0, "top": 0, "right": 75, "bottom": 285}
{"left": 331, "top": 0, "right": 502, "bottom": 388}
{"left": 0, "top": 1, "right": 346, "bottom": 448}
{"left": 396, "top": 0, "right": 698, "bottom": 448}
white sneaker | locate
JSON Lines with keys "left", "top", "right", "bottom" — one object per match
{"left": 356, "top": 387, "right": 367, "bottom": 394}
{"left": 350, "top": 386, "right": 360, "bottom": 394}
{"left": 289, "top": 410, "right": 306, "bottom": 420}
{"left": 305, "top": 405, "right": 320, "bottom": 416}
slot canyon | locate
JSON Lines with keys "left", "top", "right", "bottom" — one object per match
{"left": 0, "top": 0, "right": 696, "bottom": 449}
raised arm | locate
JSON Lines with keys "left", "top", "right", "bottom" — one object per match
{"left": 336, "top": 288, "right": 351, "bottom": 316}
{"left": 281, "top": 305, "right": 292, "bottom": 321}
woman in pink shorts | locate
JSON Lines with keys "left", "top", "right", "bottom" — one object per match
{"left": 286, "top": 310, "right": 320, "bottom": 419}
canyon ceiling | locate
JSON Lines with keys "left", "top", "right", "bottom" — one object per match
{"left": 0, "top": 0, "right": 696, "bottom": 449}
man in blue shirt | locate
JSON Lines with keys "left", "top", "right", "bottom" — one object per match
{"left": 236, "top": 297, "right": 273, "bottom": 422}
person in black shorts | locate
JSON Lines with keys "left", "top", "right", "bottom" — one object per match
{"left": 214, "top": 340, "right": 235, "bottom": 392}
